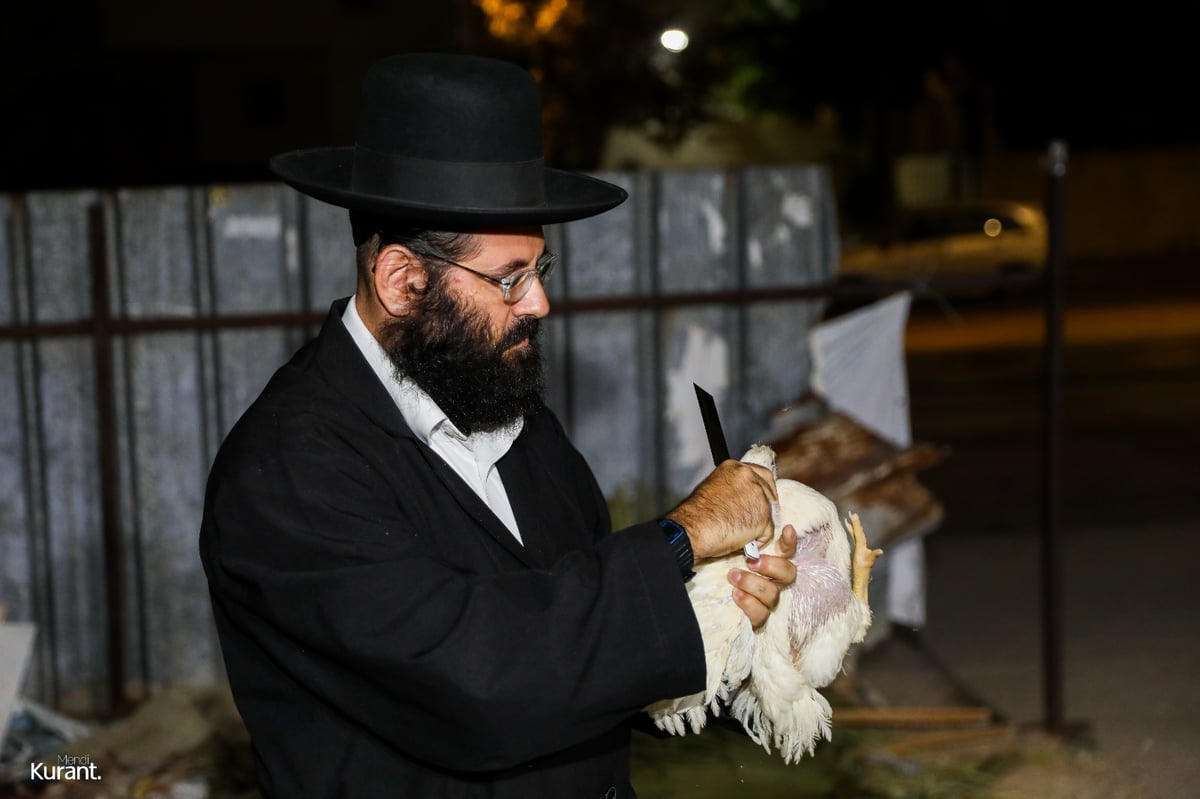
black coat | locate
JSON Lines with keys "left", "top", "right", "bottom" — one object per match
{"left": 199, "top": 299, "right": 706, "bottom": 798}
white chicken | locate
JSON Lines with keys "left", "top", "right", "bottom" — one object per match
{"left": 645, "top": 444, "right": 882, "bottom": 763}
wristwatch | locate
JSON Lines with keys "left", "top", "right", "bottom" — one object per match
{"left": 657, "top": 518, "right": 696, "bottom": 582}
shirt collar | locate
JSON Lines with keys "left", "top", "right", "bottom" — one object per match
{"left": 340, "top": 297, "right": 523, "bottom": 456}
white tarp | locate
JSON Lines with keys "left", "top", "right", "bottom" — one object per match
{"left": 809, "top": 292, "right": 914, "bottom": 449}
{"left": 808, "top": 292, "right": 926, "bottom": 627}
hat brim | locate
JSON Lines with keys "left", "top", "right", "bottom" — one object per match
{"left": 269, "top": 147, "right": 627, "bottom": 226}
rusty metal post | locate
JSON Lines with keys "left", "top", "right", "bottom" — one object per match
{"left": 1040, "top": 140, "right": 1068, "bottom": 734}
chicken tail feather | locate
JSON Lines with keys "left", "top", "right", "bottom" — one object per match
{"left": 729, "top": 684, "right": 833, "bottom": 764}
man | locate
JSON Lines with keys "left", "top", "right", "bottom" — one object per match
{"left": 199, "top": 52, "right": 797, "bottom": 798}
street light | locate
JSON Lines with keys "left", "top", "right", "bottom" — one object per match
{"left": 659, "top": 28, "right": 689, "bottom": 52}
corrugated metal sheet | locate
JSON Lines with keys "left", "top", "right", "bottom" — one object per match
{"left": 0, "top": 165, "right": 838, "bottom": 715}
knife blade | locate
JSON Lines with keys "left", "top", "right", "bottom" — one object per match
{"left": 694, "top": 383, "right": 762, "bottom": 560}
{"left": 694, "top": 383, "right": 730, "bottom": 466}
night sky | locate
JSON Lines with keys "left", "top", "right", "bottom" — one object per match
{"left": 1, "top": 0, "right": 1194, "bottom": 191}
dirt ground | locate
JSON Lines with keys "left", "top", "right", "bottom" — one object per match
{"left": 974, "top": 734, "right": 1142, "bottom": 796}
{"left": 896, "top": 727, "right": 1151, "bottom": 799}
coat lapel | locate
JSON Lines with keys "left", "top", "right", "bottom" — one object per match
{"left": 498, "top": 445, "right": 551, "bottom": 568}
{"left": 413, "top": 438, "right": 536, "bottom": 567}
{"left": 499, "top": 419, "right": 595, "bottom": 570}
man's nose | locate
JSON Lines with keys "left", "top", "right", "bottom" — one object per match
{"left": 512, "top": 276, "right": 550, "bottom": 318}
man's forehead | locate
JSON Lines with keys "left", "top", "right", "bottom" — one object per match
{"left": 467, "top": 224, "right": 545, "bottom": 240}
{"left": 467, "top": 228, "right": 547, "bottom": 257}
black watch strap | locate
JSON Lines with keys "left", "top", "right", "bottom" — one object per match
{"left": 657, "top": 518, "right": 696, "bottom": 582}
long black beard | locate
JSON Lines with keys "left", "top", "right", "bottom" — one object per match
{"left": 379, "top": 277, "right": 545, "bottom": 436}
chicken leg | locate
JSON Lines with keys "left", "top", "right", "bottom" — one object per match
{"left": 846, "top": 512, "right": 882, "bottom": 606}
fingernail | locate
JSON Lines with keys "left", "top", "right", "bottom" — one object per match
{"left": 728, "top": 569, "right": 741, "bottom": 584}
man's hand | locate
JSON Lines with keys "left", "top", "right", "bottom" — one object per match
{"left": 729, "top": 524, "right": 797, "bottom": 629}
{"left": 664, "top": 459, "right": 778, "bottom": 561}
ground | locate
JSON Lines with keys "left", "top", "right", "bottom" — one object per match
{"left": 632, "top": 715, "right": 1150, "bottom": 799}
{"left": 1, "top": 684, "right": 1151, "bottom": 798}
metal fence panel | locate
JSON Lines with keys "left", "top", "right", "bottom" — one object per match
{"left": 207, "top": 185, "right": 294, "bottom": 315}
{"left": 27, "top": 193, "right": 98, "bottom": 323}
{"left": 656, "top": 171, "right": 742, "bottom": 496}
{"left": 0, "top": 192, "right": 50, "bottom": 699}
{"left": 301, "top": 196, "right": 357, "bottom": 313}
{"left": 738, "top": 166, "right": 836, "bottom": 431}
{"left": 0, "top": 343, "right": 32, "bottom": 622}
{"left": 24, "top": 194, "right": 109, "bottom": 715}
{"left": 661, "top": 305, "right": 740, "bottom": 496}
{"left": 35, "top": 335, "right": 107, "bottom": 715}
{"left": 0, "top": 200, "right": 26, "bottom": 632}
{"left": 549, "top": 172, "right": 658, "bottom": 516}
{"left": 555, "top": 172, "right": 642, "bottom": 299}
{"left": 0, "top": 196, "right": 13, "bottom": 321}
{"left": 114, "top": 188, "right": 197, "bottom": 318}
{"left": 111, "top": 187, "right": 223, "bottom": 691}
{"left": 115, "top": 333, "right": 218, "bottom": 689}
{"left": 561, "top": 310, "right": 655, "bottom": 512}
{"left": 205, "top": 186, "right": 309, "bottom": 436}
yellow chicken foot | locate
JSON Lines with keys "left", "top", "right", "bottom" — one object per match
{"left": 845, "top": 512, "right": 882, "bottom": 605}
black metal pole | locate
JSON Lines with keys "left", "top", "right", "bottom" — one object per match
{"left": 1040, "top": 140, "right": 1068, "bottom": 734}
{"left": 88, "top": 198, "right": 128, "bottom": 715}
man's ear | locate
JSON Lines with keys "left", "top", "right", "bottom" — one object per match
{"left": 374, "top": 244, "right": 426, "bottom": 317}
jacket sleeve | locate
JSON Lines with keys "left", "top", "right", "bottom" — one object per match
{"left": 200, "top": 403, "right": 706, "bottom": 773}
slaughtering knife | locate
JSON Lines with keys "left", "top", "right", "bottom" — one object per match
{"left": 694, "top": 383, "right": 730, "bottom": 466}
{"left": 694, "top": 383, "right": 761, "bottom": 559}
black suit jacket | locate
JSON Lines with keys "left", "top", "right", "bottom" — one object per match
{"left": 199, "top": 299, "right": 706, "bottom": 798}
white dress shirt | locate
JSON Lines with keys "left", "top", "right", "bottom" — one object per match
{"left": 341, "top": 298, "right": 524, "bottom": 542}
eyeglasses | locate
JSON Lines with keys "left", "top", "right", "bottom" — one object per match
{"left": 426, "top": 250, "right": 558, "bottom": 304}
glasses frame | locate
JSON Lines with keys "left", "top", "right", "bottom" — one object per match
{"left": 426, "top": 250, "right": 558, "bottom": 304}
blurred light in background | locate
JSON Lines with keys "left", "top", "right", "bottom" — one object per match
{"left": 659, "top": 28, "right": 689, "bottom": 52}
{"left": 474, "top": 0, "right": 571, "bottom": 43}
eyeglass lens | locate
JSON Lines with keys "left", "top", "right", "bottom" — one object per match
{"left": 508, "top": 252, "right": 556, "bottom": 303}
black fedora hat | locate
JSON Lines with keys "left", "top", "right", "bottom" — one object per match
{"left": 269, "top": 53, "right": 627, "bottom": 226}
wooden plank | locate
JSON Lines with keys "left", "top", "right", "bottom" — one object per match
{"left": 879, "top": 723, "right": 1018, "bottom": 755}
{"left": 832, "top": 705, "right": 993, "bottom": 727}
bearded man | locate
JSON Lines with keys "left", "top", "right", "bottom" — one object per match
{"left": 199, "top": 53, "right": 797, "bottom": 799}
